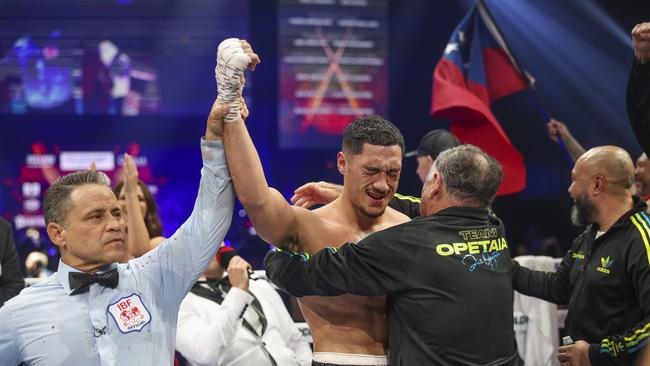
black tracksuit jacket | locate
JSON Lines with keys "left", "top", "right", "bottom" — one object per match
{"left": 388, "top": 193, "right": 421, "bottom": 219}
{"left": 265, "top": 206, "right": 520, "bottom": 366}
{"left": 511, "top": 198, "right": 650, "bottom": 365}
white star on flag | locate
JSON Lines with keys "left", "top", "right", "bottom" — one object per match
{"left": 444, "top": 42, "right": 459, "bottom": 55}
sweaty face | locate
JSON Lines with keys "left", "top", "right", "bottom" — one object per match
{"left": 58, "top": 184, "right": 126, "bottom": 271}
{"left": 118, "top": 184, "right": 148, "bottom": 218}
{"left": 635, "top": 154, "right": 650, "bottom": 197}
{"left": 343, "top": 143, "right": 402, "bottom": 218}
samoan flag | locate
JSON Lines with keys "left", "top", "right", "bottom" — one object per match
{"left": 432, "top": 4, "right": 528, "bottom": 195}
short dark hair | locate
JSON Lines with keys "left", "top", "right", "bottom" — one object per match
{"left": 44, "top": 170, "right": 112, "bottom": 226}
{"left": 432, "top": 145, "right": 503, "bottom": 207}
{"left": 113, "top": 180, "right": 164, "bottom": 238}
{"left": 342, "top": 115, "right": 404, "bottom": 155}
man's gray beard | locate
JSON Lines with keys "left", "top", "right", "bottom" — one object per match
{"left": 570, "top": 198, "right": 596, "bottom": 226}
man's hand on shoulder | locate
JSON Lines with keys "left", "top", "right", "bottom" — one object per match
{"left": 291, "top": 181, "right": 343, "bottom": 208}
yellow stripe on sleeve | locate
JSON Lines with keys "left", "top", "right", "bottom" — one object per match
{"left": 394, "top": 193, "right": 421, "bottom": 203}
{"left": 631, "top": 214, "right": 650, "bottom": 267}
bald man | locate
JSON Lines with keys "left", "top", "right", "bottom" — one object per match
{"left": 511, "top": 146, "right": 650, "bottom": 366}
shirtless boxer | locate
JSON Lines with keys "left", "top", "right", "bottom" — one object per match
{"left": 213, "top": 40, "right": 409, "bottom": 365}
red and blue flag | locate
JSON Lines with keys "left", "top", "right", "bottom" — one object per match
{"left": 432, "top": 4, "right": 528, "bottom": 195}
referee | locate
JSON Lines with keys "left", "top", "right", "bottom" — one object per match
{"left": 0, "top": 103, "right": 235, "bottom": 365}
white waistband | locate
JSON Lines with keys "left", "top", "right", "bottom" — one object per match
{"left": 313, "top": 352, "right": 389, "bottom": 365}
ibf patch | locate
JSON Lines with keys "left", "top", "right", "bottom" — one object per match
{"left": 108, "top": 294, "right": 151, "bottom": 333}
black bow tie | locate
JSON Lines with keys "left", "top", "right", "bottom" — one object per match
{"left": 69, "top": 268, "right": 119, "bottom": 295}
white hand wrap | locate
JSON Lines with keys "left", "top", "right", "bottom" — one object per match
{"left": 215, "top": 38, "right": 251, "bottom": 122}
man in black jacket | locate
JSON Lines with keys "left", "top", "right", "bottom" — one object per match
{"left": 512, "top": 146, "right": 650, "bottom": 366}
{"left": 628, "top": 22, "right": 650, "bottom": 156}
{"left": 0, "top": 218, "right": 23, "bottom": 307}
{"left": 266, "top": 145, "right": 521, "bottom": 366}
